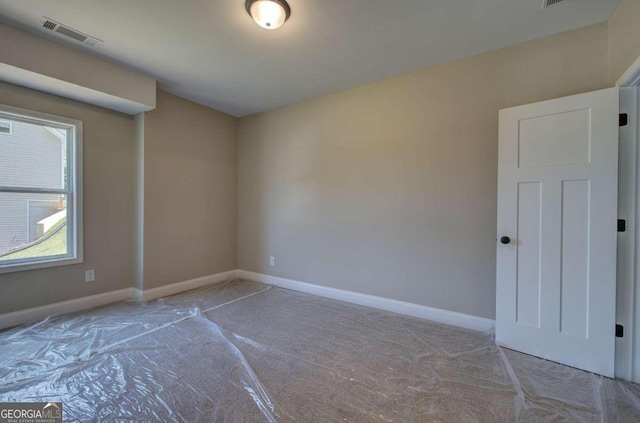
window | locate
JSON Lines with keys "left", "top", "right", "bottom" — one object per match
{"left": 0, "top": 121, "right": 10, "bottom": 134}
{"left": 0, "top": 105, "right": 83, "bottom": 273}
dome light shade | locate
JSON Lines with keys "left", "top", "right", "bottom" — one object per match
{"left": 245, "top": 0, "right": 291, "bottom": 30}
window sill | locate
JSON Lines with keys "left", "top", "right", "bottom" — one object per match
{"left": 0, "top": 256, "right": 83, "bottom": 274}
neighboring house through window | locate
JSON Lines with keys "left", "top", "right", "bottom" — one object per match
{"left": 0, "top": 105, "right": 83, "bottom": 273}
{"left": 0, "top": 121, "right": 11, "bottom": 134}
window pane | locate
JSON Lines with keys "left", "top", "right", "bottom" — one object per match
{"left": 0, "top": 193, "right": 69, "bottom": 261}
{"left": 0, "top": 118, "right": 67, "bottom": 190}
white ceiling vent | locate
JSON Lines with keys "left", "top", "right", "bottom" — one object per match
{"left": 39, "top": 17, "right": 102, "bottom": 47}
{"left": 542, "top": 0, "right": 566, "bottom": 9}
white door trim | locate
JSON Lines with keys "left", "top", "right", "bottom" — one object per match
{"left": 636, "top": 88, "right": 640, "bottom": 383}
{"left": 617, "top": 56, "right": 640, "bottom": 88}
{"left": 617, "top": 56, "right": 640, "bottom": 383}
{"left": 616, "top": 87, "right": 637, "bottom": 381}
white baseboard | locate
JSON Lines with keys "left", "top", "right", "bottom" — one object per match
{"left": 133, "top": 269, "right": 237, "bottom": 302}
{"left": 0, "top": 270, "right": 237, "bottom": 330}
{"left": 1, "top": 269, "right": 495, "bottom": 334}
{"left": 236, "top": 270, "right": 495, "bottom": 333}
{"left": 0, "top": 287, "right": 135, "bottom": 330}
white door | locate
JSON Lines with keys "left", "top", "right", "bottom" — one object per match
{"left": 496, "top": 88, "right": 619, "bottom": 377}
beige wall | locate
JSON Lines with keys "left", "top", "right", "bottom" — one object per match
{"left": 142, "top": 91, "right": 237, "bottom": 289}
{"left": 237, "top": 23, "right": 609, "bottom": 319}
{"left": 0, "top": 86, "right": 238, "bottom": 314}
{"left": 0, "top": 81, "right": 135, "bottom": 314}
{"left": 608, "top": 0, "right": 640, "bottom": 84}
{"left": 0, "top": 14, "right": 631, "bottom": 318}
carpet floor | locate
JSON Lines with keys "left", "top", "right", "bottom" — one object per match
{"left": 1, "top": 279, "right": 639, "bottom": 422}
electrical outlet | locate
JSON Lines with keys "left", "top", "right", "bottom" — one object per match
{"left": 85, "top": 269, "right": 96, "bottom": 282}
{"left": 269, "top": 256, "right": 275, "bottom": 266}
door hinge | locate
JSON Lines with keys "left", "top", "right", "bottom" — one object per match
{"left": 620, "top": 113, "right": 628, "bottom": 127}
{"left": 616, "top": 324, "right": 624, "bottom": 338}
{"left": 618, "top": 219, "right": 626, "bottom": 232}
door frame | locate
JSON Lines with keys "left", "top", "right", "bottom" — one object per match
{"left": 616, "top": 55, "right": 640, "bottom": 383}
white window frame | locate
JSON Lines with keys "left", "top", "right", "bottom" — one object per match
{"left": 0, "top": 104, "right": 83, "bottom": 274}
{"left": 0, "top": 120, "right": 11, "bottom": 135}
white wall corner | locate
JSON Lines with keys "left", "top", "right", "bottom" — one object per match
{"left": 236, "top": 270, "right": 495, "bottom": 333}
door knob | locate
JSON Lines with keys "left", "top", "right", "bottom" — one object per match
{"left": 500, "top": 236, "right": 511, "bottom": 245}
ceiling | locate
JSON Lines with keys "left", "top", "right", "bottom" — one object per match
{"left": 0, "top": 0, "right": 619, "bottom": 117}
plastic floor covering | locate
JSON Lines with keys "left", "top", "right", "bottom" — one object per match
{"left": 1, "top": 279, "right": 639, "bottom": 422}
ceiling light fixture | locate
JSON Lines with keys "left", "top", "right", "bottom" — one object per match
{"left": 245, "top": 0, "right": 291, "bottom": 30}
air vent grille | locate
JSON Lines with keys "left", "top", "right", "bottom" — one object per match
{"left": 38, "top": 16, "right": 103, "bottom": 48}
{"left": 543, "top": 0, "right": 566, "bottom": 8}
{"left": 42, "top": 20, "right": 57, "bottom": 30}
{"left": 54, "top": 25, "right": 88, "bottom": 42}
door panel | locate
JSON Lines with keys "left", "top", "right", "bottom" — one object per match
{"left": 497, "top": 87, "right": 618, "bottom": 377}
{"left": 516, "top": 182, "right": 542, "bottom": 327}
{"left": 560, "top": 179, "right": 589, "bottom": 338}
{"left": 518, "top": 109, "right": 591, "bottom": 167}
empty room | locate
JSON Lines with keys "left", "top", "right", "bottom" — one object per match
{"left": 0, "top": 0, "right": 639, "bottom": 421}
